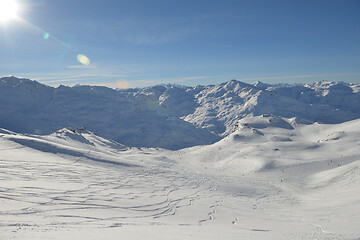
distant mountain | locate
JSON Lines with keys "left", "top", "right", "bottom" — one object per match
{"left": 182, "top": 79, "right": 359, "bottom": 135}
{"left": 1, "top": 76, "right": 359, "bottom": 149}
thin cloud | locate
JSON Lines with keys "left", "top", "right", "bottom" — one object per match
{"left": 54, "top": 76, "right": 210, "bottom": 89}
{"left": 239, "top": 73, "right": 360, "bottom": 81}
{"left": 36, "top": 73, "right": 132, "bottom": 83}
{"left": 129, "top": 76, "right": 209, "bottom": 87}
{"left": 67, "top": 65, "right": 97, "bottom": 69}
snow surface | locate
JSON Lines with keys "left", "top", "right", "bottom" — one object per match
{"left": 0, "top": 118, "right": 360, "bottom": 239}
{"left": 0, "top": 77, "right": 360, "bottom": 239}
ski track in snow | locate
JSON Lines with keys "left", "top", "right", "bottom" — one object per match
{"left": 1, "top": 122, "right": 360, "bottom": 240}
{"left": 0, "top": 137, "right": 228, "bottom": 238}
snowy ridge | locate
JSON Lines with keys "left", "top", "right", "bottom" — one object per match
{"left": 0, "top": 77, "right": 219, "bottom": 150}
{"left": 0, "top": 76, "right": 359, "bottom": 149}
{"left": 44, "top": 127, "right": 127, "bottom": 152}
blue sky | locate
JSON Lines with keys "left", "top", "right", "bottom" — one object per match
{"left": 0, "top": 0, "right": 359, "bottom": 88}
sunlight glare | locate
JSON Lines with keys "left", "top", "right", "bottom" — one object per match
{"left": 0, "top": 0, "right": 19, "bottom": 23}
{"left": 77, "top": 54, "right": 90, "bottom": 65}
{"left": 115, "top": 80, "right": 130, "bottom": 89}
{"left": 43, "top": 32, "right": 50, "bottom": 40}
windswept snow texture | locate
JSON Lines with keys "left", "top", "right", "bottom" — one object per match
{"left": 1, "top": 76, "right": 359, "bottom": 149}
{"left": 0, "top": 118, "right": 360, "bottom": 239}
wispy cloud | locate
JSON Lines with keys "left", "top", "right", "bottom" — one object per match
{"left": 35, "top": 73, "right": 132, "bottom": 84}
{"left": 85, "top": 76, "right": 210, "bottom": 89}
{"left": 128, "top": 76, "right": 209, "bottom": 87}
{"left": 239, "top": 73, "right": 360, "bottom": 81}
{"left": 67, "top": 65, "right": 97, "bottom": 69}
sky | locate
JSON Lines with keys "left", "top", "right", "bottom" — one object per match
{"left": 0, "top": 0, "right": 359, "bottom": 88}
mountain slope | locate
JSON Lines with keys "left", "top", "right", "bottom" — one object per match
{"left": 0, "top": 76, "right": 359, "bottom": 149}
{"left": 0, "top": 77, "right": 219, "bottom": 150}
{"left": 182, "top": 80, "right": 359, "bottom": 135}
{"left": 1, "top": 118, "right": 359, "bottom": 239}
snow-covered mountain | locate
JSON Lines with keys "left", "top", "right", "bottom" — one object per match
{"left": 1, "top": 115, "right": 359, "bottom": 239}
{"left": 1, "top": 76, "right": 359, "bottom": 149}
{"left": 1, "top": 76, "right": 360, "bottom": 239}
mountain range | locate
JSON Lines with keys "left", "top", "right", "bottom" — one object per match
{"left": 1, "top": 76, "right": 360, "bottom": 239}
{"left": 1, "top": 76, "right": 359, "bottom": 149}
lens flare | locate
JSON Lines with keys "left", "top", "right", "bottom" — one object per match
{"left": 77, "top": 54, "right": 90, "bottom": 65}
{"left": 43, "top": 32, "right": 50, "bottom": 40}
{"left": 115, "top": 80, "right": 130, "bottom": 89}
{"left": 0, "top": 0, "right": 19, "bottom": 23}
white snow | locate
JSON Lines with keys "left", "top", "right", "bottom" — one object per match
{"left": 0, "top": 117, "right": 359, "bottom": 239}
{"left": 1, "top": 77, "right": 359, "bottom": 149}
{"left": 0, "top": 77, "right": 360, "bottom": 239}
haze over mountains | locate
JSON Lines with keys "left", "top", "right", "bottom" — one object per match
{"left": 0, "top": 76, "right": 359, "bottom": 149}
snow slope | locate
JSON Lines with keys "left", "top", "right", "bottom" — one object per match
{"left": 0, "top": 117, "right": 360, "bottom": 239}
{"left": 1, "top": 76, "right": 359, "bottom": 149}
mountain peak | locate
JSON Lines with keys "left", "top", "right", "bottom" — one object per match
{"left": 222, "top": 79, "right": 255, "bottom": 90}
{"left": 1, "top": 76, "right": 32, "bottom": 86}
{"left": 0, "top": 76, "right": 52, "bottom": 91}
{"left": 253, "top": 81, "right": 268, "bottom": 89}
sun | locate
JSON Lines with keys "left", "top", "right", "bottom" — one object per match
{"left": 0, "top": 0, "right": 19, "bottom": 23}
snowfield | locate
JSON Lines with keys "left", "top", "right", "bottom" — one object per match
{"left": 0, "top": 77, "right": 360, "bottom": 239}
{"left": 1, "top": 119, "right": 360, "bottom": 239}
